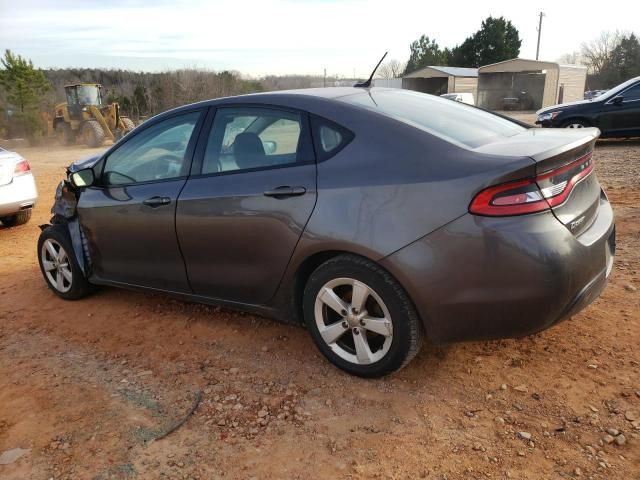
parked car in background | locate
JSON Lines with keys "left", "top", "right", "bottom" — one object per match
{"left": 502, "top": 91, "right": 534, "bottom": 111}
{"left": 584, "top": 90, "right": 607, "bottom": 100}
{"left": 0, "top": 147, "right": 37, "bottom": 226}
{"left": 440, "top": 92, "right": 474, "bottom": 105}
{"left": 38, "top": 88, "right": 614, "bottom": 377}
{"left": 537, "top": 76, "right": 640, "bottom": 137}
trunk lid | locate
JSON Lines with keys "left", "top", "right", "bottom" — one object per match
{"left": 474, "top": 128, "right": 601, "bottom": 236}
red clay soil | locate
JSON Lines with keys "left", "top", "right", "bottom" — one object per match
{"left": 0, "top": 142, "right": 638, "bottom": 479}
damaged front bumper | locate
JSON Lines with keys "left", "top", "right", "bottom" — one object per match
{"left": 41, "top": 180, "right": 90, "bottom": 275}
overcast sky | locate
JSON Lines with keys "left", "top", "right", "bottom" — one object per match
{"left": 0, "top": 0, "right": 638, "bottom": 77}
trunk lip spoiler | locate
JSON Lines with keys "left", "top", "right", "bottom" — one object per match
{"left": 528, "top": 128, "right": 600, "bottom": 164}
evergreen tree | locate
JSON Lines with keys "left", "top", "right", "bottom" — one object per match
{"left": 404, "top": 35, "right": 450, "bottom": 74}
{"left": 449, "top": 17, "right": 521, "bottom": 67}
{"left": 0, "top": 50, "right": 50, "bottom": 113}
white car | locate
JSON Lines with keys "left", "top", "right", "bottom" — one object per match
{"left": 0, "top": 147, "right": 37, "bottom": 226}
{"left": 440, "top": 92, "right": 475, "bottom": 105}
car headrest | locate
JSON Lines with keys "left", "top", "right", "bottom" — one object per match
{"left": 233, "top": 132, "right": 265, "bottom": 170}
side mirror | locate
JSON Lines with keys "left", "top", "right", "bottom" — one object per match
{"left": 69, "top": 168, "right": 95, "bottom": 188}
{"left": 263, "top": 140, "right": 277, "bottom": 155}
{"left": 612, "top": 96, "right": 624, "bottom": 105}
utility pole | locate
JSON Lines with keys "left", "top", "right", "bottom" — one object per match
{"left": 536, "top": 11, "right": 545, "bottom": 60}
{"left": 323, "top": 68, "right": 326, "bottom": 87}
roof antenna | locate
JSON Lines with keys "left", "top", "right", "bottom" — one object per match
{"left": 354, "top": 51, "right": 388, "bottom": 88}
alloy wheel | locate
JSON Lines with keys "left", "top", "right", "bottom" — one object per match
{"left": 41, "top": 239, "right": 73, "bottom": 293}
{"left": 314, "top": 277, "right": 393, "bottom": 365}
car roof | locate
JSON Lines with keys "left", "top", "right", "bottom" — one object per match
{"left": 211, "top": 87, "right": 370, "bottom": 103}
{"left": 153, "top": 87, "right": 394, "bottom": 121}
{"left": 200, "top": 87, "right": 403, "bottom": 105}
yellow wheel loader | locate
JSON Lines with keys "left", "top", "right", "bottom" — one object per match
{"left": 48, "top": 84, "right": 135, "bottom": 147}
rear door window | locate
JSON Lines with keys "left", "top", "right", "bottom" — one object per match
{"left": 202, "top": 107, "right": 307, "bottom": 174}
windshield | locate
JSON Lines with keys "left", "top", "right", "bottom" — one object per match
{"left": 597, "top": 77, "right": 640, "bottom": 101}
{"left": 76, "top": 86, "right": 102, "bottom": 106}
{"left": 339, "top": 89, "right": 525, "bottom": 148}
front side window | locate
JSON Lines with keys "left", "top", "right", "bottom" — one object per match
{"left": 202, "top": 107, "right": 303, "bottom": 174}
{"left": 103, "top": 111, "right": 201, "bottom": 185}
{"left": 76, "top": 86, "right": 102, "bottom": 106}
{"left": 339, "top": 89, "right": 525, "bottom": 148}
{"left": 621, "top": 83, "right": 640, "bottom": 102}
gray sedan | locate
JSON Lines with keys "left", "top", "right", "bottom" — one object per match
{"left": 37, "top": 88, "right": 615, "bottom": 377}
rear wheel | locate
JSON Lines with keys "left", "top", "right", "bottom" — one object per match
{"left": 38, "top": 225, "right": 93, "bottom": 300}
{"left": 1, "top": 210, "right": 32, "bottom": 227}
{"left": 303, "top": 254, "right": 423, "bottom": 377}
{"left": 56, "top": 122, "right": 75, "bottom": 145}
{"left": 82, "top": 120, "right": 105, "bottom": 147}
{"left": 563, "top": 119, "right": 590, "bottom": 129}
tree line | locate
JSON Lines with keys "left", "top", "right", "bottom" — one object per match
{"left": 0, "top": 50, "right": 345, "bottom": 141}
{"left": 566, "top": 32, "right": 640, "bottom": 89}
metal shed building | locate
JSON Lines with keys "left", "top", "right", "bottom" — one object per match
{"left": 402, "top": 66, "right": 478, "bottom": 97}
{"left": 477, "top": 58, "right": 587, "bottom": 111}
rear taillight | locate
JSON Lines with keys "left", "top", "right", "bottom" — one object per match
{"left": 14, "top": 159, "right": 31, "bottom": 176}
{"left": 469, "top": 152, "right": 594, "bottom": 217}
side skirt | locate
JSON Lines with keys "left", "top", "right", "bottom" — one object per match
{"left": 87, "top": 277, "right": 292, "bottom": 323}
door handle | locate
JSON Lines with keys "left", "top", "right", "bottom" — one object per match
{"left": 142, "top": 196, "right": 171, "bottom": 207}
{"left": 263, "top": 186, "right": 307, "bottom": 198}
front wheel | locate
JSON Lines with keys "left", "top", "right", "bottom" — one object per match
{"left": 121, "top": 117, "right": 135, "bottom": 133}
{"left": 38, "top": 225, "right": 93, "bottom": 300}
{"left": 303, "top": 254, "right": 423, "bottom": 377}
{"left": 82, "top": 120, "right": 106, "bottom": 148}
{"left": 563, "top": 119, "right": 590, "bottom": 129}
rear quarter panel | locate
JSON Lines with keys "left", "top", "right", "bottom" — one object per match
{"left": 292, "top": 107, "right": 537, "bottom": 262}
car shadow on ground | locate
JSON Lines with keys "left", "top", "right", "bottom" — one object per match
{"left": 597, "top": 137, "right": 640, "bottom": 147}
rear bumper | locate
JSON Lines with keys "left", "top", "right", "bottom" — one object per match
{"left": 381, "top": 195, "right": 615, "bottom": 344}
{"left": 0, "top": 173, "right": 38, "bottom": 216}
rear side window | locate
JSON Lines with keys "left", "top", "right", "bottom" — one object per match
{"left": 339, "top": 89, "right": 525, "bottom": 149}
{"left": 310, "top": 116, "right": 354, "bottom": 161}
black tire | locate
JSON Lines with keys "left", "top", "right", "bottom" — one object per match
{"left": 121, "top": 117, "right": 135, "bottom": 133}
{"left": 1, "top": 209, "right": 32, "bottom": 226}
{"left": 56, "top": 122, "right": 75, "bottom": 145}
{"left": 303, "top": 254, "right": 423, "bottom": 377}
{"left": 562, "top": 119, "right": 590, "bottom": 129}
{"left": 37, "top": 224, "right": 93, "bottom": 300}
{"left": 82, "top": 120, "right": 105, "bottom": 148}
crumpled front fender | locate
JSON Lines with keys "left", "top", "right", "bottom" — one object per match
{"left": 43, "top": 181, "right": 89, "bottom": 275}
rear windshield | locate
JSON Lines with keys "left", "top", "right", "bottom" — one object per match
{"left": 339, "top": 89, "right": 525, "bottom": 148}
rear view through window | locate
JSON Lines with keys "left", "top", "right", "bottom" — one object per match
{"left": 340, "top": 89, "right": 525, "bottom": 148}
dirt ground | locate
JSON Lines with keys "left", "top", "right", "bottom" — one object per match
{"left": 0, "top": 138, "right": 638, "bottom": 480}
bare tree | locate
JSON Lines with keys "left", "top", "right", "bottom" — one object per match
{"left": 557, "top": 51, "right": 584, "bottom": 65}
{"left": 377, "top": 59, "right": 406, "bottom": 79}
{"left": 581, "top": 31, "right": 623, "bottom": 73}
